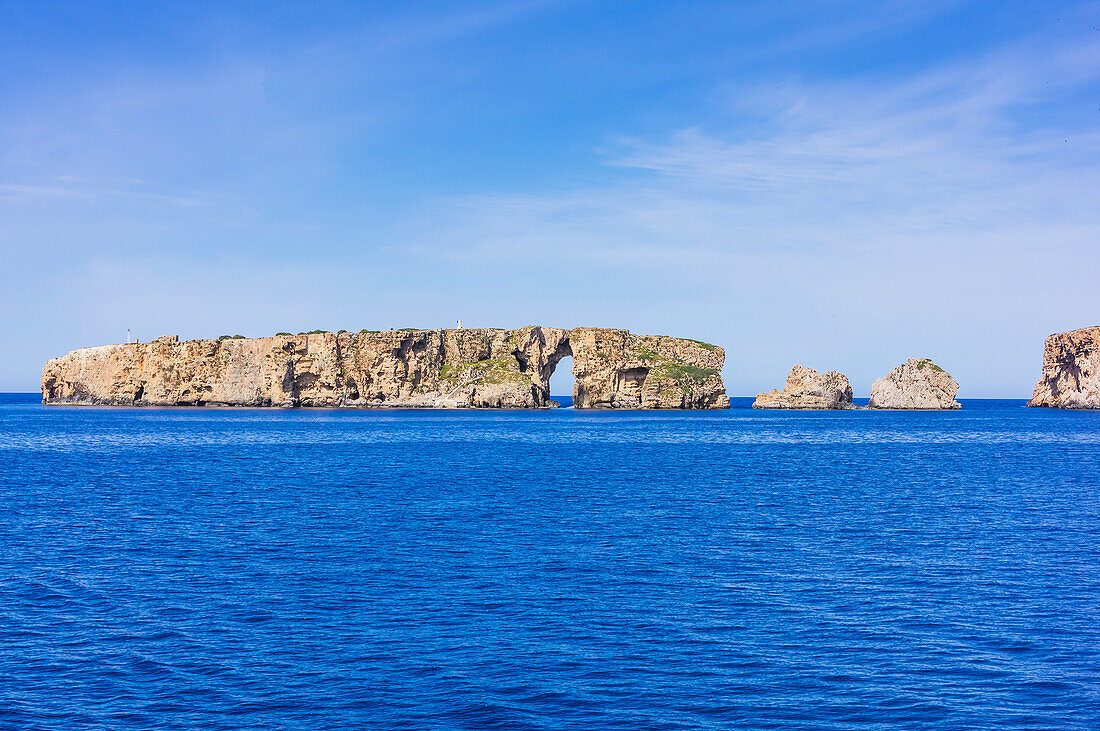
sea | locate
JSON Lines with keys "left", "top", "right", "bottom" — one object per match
{"left": 1, "top": 393, "right": 1098, "bottom": 730}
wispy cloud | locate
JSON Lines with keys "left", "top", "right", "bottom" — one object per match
{"left": 0, "top": 1, "right": 568, "bottom": 212}
{"left": 398, "top": 31, "right": 1100, "bottom": 267}
{"left": 0, "top": 181, "right": 210, "bottom": 207}
{"left": 737, "top": 0, "right": 978, "bottom": 59}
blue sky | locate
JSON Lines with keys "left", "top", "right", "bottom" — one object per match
{"left": 1, "top": 1, "right": 1098, "bottom": 395}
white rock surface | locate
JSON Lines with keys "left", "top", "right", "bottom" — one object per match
{"left": 868, "top": 358, "right": 960, "bottom": 410}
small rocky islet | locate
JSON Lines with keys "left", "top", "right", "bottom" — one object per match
{"left": 868, "top": 358, "right": 961, "bottom": 410}
{"left": 752, "top": 365, "right": 854, "bottom": 409}
{"left": 752, "top": 358, "right": 959, "bottom": 410}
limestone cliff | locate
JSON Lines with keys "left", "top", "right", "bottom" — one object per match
{"left": 752, "top": 365, "right": 853, "bottom": 409}
{"left": 568, "top": 328, "right": 729, "bottom": 409}
{"left": 1027, "top": 326, "right": 1100, "bottom": 409}
{"left": 868, "top": 358, "right": 961, "bottom": 410}
{"left": 42, "top": 327, "right": 729, "bottom": 410}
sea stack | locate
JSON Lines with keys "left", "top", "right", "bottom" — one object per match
{"left": 868, "top": 358, "right": 960, "bottom": 410}
{"left": 752, "top": 365, "right": 853, "bottom": 409}
{"left": 41, "top": 326, "right": 730, "bottom": 410}
{"left": 1027, "top": 326, "right": 1100, "bottom": 409}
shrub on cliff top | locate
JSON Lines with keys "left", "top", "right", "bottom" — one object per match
{"left": 915, "top": 359, "right": 945, "bottom": 372}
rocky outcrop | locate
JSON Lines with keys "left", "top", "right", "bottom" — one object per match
{"left": 868, "top": 358, "right": 960, "bottom": 410}
{"left": 752, "top": 365, "right": 852, "bottom": 409}
{"left": 568, "top": 328, "right": 729, "bottom": 409}
{"left": 42, "top": 326, "right": 729, "bottom": 409}
{"left": 1027, "top": 326, "right": 1100, "bottom": 409}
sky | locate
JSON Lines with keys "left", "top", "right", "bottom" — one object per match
{"left": 1, "top": 0, "right": 1098, "bottom": 396}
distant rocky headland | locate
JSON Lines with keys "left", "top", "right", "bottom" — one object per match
{"left": 41, "top": 327, "right": 730, "bottom": 410}
{"left": 1028, "top": 325, "right": 1100, "bottom": 409}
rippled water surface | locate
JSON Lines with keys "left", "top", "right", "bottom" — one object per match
{"left": 1, "top": 394, "right": 1098, "bottom": 729}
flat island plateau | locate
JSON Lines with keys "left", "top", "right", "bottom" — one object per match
{"left": 41, "top": 327, "right": 728, "bottom": 410}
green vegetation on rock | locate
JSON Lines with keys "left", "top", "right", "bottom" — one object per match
{"left": 648, "top": 359, "right": 720, "bottom": 394}
{"left": 654, "top": 362, "right": 719, "bottom": 383}
{"left": 440, "top": 356, "right": 529, "bottom": 386}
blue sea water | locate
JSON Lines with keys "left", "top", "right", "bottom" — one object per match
{"left": 1, "top": 393, "right": 1098, "bottom": 730}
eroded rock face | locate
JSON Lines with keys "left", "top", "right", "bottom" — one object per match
{"left": 42, "top": 326, "right": 729, "bottom": 409}
{"left": 1027, "top": 326, "right": 1100, "bottom": 409}
{"left": 752, "top": 365, "right": 852, "bottom": 409}
{"left": 868, "top": 358, "right": 960, "bottom": 410}
{"left": 568, "top": 328, "right": 729, "bottom": 409}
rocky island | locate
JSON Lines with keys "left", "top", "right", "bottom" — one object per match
{"left": 1027, "top": 326, "right": 1100, "bottom": 409}
{"left": 868, "top": 358, "right": 961, "bottom": 410}
{"left": 752, "top": 365, "right": 853, "bottom": 409}
{"left": 41, "top": 327, "right": 730, "bottom": 410}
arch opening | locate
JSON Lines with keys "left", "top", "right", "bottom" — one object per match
{"left": 549, "top": 355, "right": 574, "bottom": 407}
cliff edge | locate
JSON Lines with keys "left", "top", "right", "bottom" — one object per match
{"left": 569, "top": 328, "right": 729, "bottom": 409}
{"left": 1027, "top": 326, "right": 1100, "bottom": 409}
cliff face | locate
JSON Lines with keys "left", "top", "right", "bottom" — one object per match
{"left": 868, "top": 358, "right": 960, "bottom": 410}
{"left": 752, "top": 365, "right": 852, "bottom": 409}
{"left": 1027, "top": 326, "right": 1100, "bottom": 409}
{"left": 568, "top": 328, "right": 729, "bottom": 409}
{"left": 42, "top": 326, "right": 729, "bottom": 410}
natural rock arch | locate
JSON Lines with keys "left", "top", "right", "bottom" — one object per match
{"left": 42, "top": 326, "right": 730, "bottom": 409}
